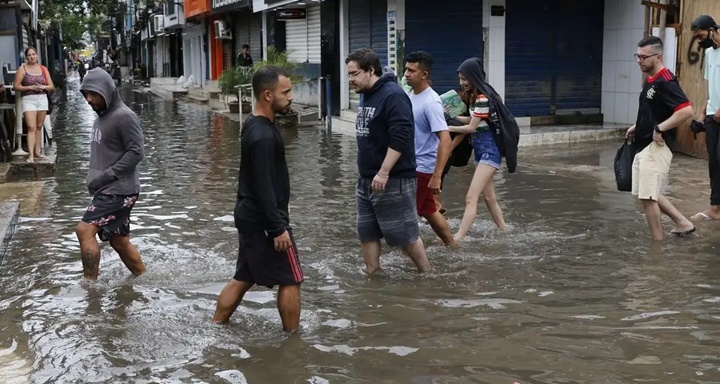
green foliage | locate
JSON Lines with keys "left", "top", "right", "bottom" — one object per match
{"left": 218, "top": 66, "right": 255, "bottom": 97}
{"left": 38, "top": 0, "right": 130, "bottom": 50}
{"left": 253, "top": 46, "right": 302, "bottom": 82}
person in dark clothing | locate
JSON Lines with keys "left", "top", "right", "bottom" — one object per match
{"left": 346, "top": 48, "right": 430, "bottom": 274}
{"left": 213, "top": 66, "right": 302, "bottom": 333}
{"left": 690, "top": 15, "right": 720, "bottom": 221}
{"left": 237, "top": 44, "right": 254, "bottom": 67}
{"left": 76, "top": 68, "right": 146, "bottom": 280}
{"left": 625, "top": 36, "right": 695, "bottom": 240}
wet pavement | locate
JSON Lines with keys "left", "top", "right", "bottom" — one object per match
{"left": 1, "top": 77, "right": 720, "bottom": 383}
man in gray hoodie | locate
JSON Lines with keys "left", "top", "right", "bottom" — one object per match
{"left": 76, "top": 68, "right": 146, "bottom": 280}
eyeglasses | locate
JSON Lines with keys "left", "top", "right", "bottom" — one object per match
{"left": 634, "top": 53, "right": 659, "bottom": 62}
{"left": 348, "top": 70, "right": 363, "bottom": 79}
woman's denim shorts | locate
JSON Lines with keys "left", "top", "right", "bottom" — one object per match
{"left": 472, "top": 130, "right": 501, "bottom": 170}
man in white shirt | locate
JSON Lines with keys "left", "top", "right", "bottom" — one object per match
{"left": 691, "top": 15, "right": 720, "bottom": 221}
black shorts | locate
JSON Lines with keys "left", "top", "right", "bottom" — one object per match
{"left": 233, "top": 229, "right": 303, "bottom": 288}
{"left": 81, "top": 193, "right": 139, "bottom": 242}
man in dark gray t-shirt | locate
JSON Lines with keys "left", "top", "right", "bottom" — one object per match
{"left": 76, "top": 68, "right": 146, "bottom": 280}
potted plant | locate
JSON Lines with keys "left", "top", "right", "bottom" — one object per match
{"left": 253, "top": 46, "right": 302, "bottom": 128}
{"left": 218, "top": 66, "right": 255, "bottom": 114}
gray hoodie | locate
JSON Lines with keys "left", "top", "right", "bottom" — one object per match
{"left": 80, "top": 68, "right": 145, "bottom": 195}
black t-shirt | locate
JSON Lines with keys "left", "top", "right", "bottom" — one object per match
{"left": 234, "top": 114, "right": 290, "bottom": 238}
{"left": 633, "top": 67, "right": 691, "bottom": 152}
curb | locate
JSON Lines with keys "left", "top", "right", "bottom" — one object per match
{"left": 0, "top": 200, "right": 20, "bottom": 268}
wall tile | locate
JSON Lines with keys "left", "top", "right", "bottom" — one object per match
{"left": 602, "top": 91, "right": 615, "bottom": 122}
{"left": 602, "top": 60, "right": 616, "bottom": 93}
{"left": 613, "top": 92, "right": 630, "bottom": 124}
{"left": 615, "top": 61, "right": 632, "bottom": 93}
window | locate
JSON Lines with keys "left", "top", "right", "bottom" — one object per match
{"left": 0, "top": 8, "right": 17, "bottom": 35}
{"left": 165, "top": 1, "right": 176, "bottom": 16}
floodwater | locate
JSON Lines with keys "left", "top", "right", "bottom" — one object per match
{"left": 1, "top": 77, "right": 720, "bottom": 384}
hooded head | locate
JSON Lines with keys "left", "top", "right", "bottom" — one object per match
{"left": 80, "top": 68, "right": 120, "bottom": 115}
{"left": 457, "top": 58, "right": 487, "bottom": 94}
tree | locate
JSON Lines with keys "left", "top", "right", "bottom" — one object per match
{"left": 37, "top": 0, "right": 122, "bottom": 50}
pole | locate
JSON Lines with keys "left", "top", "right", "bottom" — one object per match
{"left": 11, "top": 98, "right": 27, "bottom": 156}
{"left": 325, "top": 75, "right": 332, "bottom": 131}
{"left": 318, "top": 77, "right": 323, "bottom": 121}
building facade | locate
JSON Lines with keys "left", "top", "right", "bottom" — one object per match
{"left": 327, "top": 0, "right": 650, "bottom": 128}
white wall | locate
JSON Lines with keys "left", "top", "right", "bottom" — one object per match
{"left": 483, "top": 0, "right": 505, "bottom": 102}
{"left": 601, "top": 0, "right": 645, "bottom": 124}
{"left": 182, "top": 22, "right": 206, "bottom": 87}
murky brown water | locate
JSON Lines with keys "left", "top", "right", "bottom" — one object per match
{"left": 1, "top": 77, "right": 720, "bottom": 383}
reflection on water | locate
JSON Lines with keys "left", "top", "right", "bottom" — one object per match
{"left": 0, "top": 78, "right": 719, "bottom": 383}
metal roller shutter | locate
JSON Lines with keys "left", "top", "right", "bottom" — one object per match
{"left": 348, "top": 0, "right": 387, "bottom": 65}
{"left": 404, "top": 0, "right": 482, "bottom": 95}
{"left": 285, "top": 17, "right": 308, "bottom": 63}
{"left": 348, "top": 0, "right": 387, "bottom": 108}
{"left": 307, "top": 4, "right": 321, "bottom": 64}
{"left": 234, "top": 11, "right": 262, "bottom": 64}
{"left": 505, "top": 0, "right": 603, "bottom": 117}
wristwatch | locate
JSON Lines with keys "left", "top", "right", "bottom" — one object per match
{"left": 653, "top": 125, "right": 662, "bottom": 133}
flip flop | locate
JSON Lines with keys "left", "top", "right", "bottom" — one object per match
{"left": 670, "top": 227, "right": 696, "bottom": 237}
{"left": 25, "top": 158, "right": 34, "bottom": 164}
{"left": 691, "top": 212, "right": 716, "bottom": 221}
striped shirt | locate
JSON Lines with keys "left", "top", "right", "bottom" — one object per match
{"left": 471, "top": 94, "right": 490, "bottom": 131}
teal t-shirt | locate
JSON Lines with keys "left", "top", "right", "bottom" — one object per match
{"left": 705, "top": 47, "right": 720, "bottom": 115}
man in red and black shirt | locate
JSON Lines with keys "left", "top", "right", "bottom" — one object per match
{"left": 626, "top": 36, "right": 695, "bottom": 241}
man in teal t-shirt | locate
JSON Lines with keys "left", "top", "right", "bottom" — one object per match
{"left": 691, "top": 15, "right": 720, "bottom": 220}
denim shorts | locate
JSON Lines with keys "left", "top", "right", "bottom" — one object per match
{"left": 356, "top": 177, "right": 420, "bottom": 247}
{"left": 472, "top": 131, "right": 502, "bottom": 169}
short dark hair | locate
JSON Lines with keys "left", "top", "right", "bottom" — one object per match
{"left": 405, "top": 51, "right": 433, "bottom": 74}
{"left": 345, "top": 48, "right": 382, "bottom": 77}
{"left": 24, "top": 47, "right": 37, "bottom": 57}
{"left": 242, "top": 44, "right": 250, "bottom": 50}
{"left": 638, "top": 36, "right": 664, "bottom": 53}
{"left": 252, "top": 66, "right": 289, "bottom": 100}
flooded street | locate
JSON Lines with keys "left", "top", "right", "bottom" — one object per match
{"left": 1, "top": 78, "right": 720, "bottom": 383}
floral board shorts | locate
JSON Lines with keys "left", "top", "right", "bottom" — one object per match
{"left": 81, "top": 193, "right": 139, "bottom": 242}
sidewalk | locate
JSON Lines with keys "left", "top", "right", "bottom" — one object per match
{"left": 331, "top": 109, "right": 626, "bottom": 146}
{"left": 0, "top": 95, "right": 60, "bottom": 258}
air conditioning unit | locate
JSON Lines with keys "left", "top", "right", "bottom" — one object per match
{"left": 153, "top": 15, "right": 164, "bottom": 33}
{"left": 213, "top": 20, "right": 232, "bottom": 39}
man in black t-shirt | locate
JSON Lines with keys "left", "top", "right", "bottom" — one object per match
{"left": 626, "top": 36, "right": 695, "bottom": 241}
{"left": 213, "top": 66, "right": 303, "bottom": 333}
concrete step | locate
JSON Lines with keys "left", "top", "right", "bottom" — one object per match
{"left": 340, "top": 109, "right": 357, "bottom": 120}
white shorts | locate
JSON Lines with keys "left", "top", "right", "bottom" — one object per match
{"left": 631, "top": 142, "right": 672, "bottom": 201}
{"left": 22, "top": 94, "right": 48, "bottom": 113}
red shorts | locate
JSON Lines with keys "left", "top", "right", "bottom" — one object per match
{"left": 416, "top": 172, "right": 438, "bottom": 217}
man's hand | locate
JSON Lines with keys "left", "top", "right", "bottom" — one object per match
{"left": 652, "top": 130, "right": 665, "bottom": 144}
{"left": 429, "top": 174, "right": 442, "bottom": 194}
{"left": 273, "top": 230, "right": 292, "bottom": 252}
{"left": 625, "top": 125, "right": 635, "bottom": 139}
{"left": 715, "top": 107, "right": 720, "bottom": 122}
{"left": 371, "top": 171, "right": 389, "bottom": 192}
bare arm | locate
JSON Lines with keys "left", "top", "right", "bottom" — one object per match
{"left": 42, "top": 67, "right": 55, "bottom": 93}
{"left": 454, "top": 115, "right": 471, "bottom": 124}
{"left": 13, "top": 67, "right": 27, "bottom": 92}
{"left": 433, "top": 131, "right": 451, "bottom": 178}
{"left": 448, "top": 115, "right": 483, "bottom": 134}
{"left": 450, "top": 133, "right": 467, "bottom": 151}
{"left": 657, "top": 106, "right": 694, "bottom": 132}
{"left": 378, "top": 148, "right": 402, "bottom": 176}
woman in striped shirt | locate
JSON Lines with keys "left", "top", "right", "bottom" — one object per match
{"left": 447, "top": 61, "right": 506, "bottom": 241}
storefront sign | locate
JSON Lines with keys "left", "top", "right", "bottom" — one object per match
{"left": 212, "top": 0, "right": 250, "bottom": 12}
{"left": 276, "top": 8, "right": 306, "bottom": 20}
{"left": 252, "top": 0, "right": 301, "bottom": 13}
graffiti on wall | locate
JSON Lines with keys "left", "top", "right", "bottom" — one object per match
{"left": 687, "top": 37, "right": 705, "bottom": 69}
